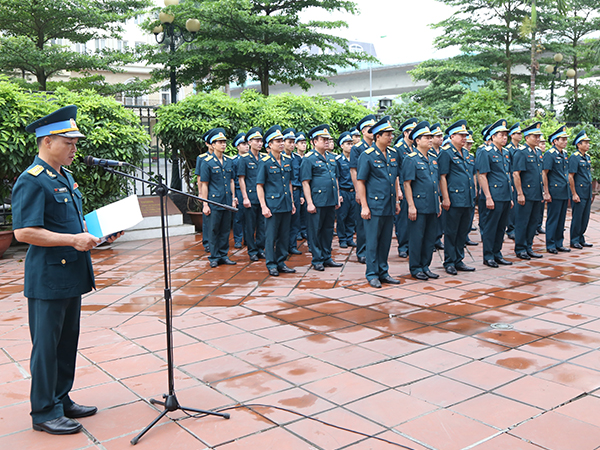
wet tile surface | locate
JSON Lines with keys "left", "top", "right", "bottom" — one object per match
{"left": 2, "top": 202, "right": 600, "bottom": 449}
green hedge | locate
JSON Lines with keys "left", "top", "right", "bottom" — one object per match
{"left": 0, "top": 79, "right": 150, "bottom": 215}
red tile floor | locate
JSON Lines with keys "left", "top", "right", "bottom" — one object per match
{"left": 2, "top": 203, "right": 600, "bottom": 449}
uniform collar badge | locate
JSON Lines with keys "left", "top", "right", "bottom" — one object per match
{"left": 46, "top": 169, "right": 56, "bottom": 178}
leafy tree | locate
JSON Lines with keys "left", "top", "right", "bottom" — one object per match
{"left": 384, "top": 100, "right": 444, "bottom": 130}
{"left": 143, "top": 0, "right": 374, "bottom": 95}
{"left": 0, "top": 0, "right": 152, "bottom": 91}
{"left": 563, "top": 82, "right": 600, "bottom": 123}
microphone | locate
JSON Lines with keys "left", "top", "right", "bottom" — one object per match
{"left": 84, "top": 155, "right": 126, "bottom": 167}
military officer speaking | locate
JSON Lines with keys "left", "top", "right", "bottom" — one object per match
{"left": 356, "top": 116, "right": 402, "bottom": 288}
{"left": 512, "top": 122, "right": 544, "bottom": 259}
{"left": 403, "top": 121, "right": 442, "bottom": 281}
{"left": 257, "top": 125, "right": 296, "bottom": 276}
{"left": 301, "top": 125, "right": 343, "bottom": 271}
{"left": 438, "top": 120, "right": 476, "bottom": 275}
{"left": 12, "top": 105, "right": 122, "bottom": 434}
{"left": 569, "top": 130, "right": 594, "bottom": 249}
{"left": 543, "top": 126, "right": 571, "bottom": 254}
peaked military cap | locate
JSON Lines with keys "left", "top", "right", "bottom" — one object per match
{"left": 445, "top": 119, "right": 468, "bottom": 136}
{"left": 508, "top": 122, "right": 522, "bottom": 136}
{"left": 357, "top": 114, "right": 376, "bottom": 131}
{"left": 370, "top": 115, "right": 394, "bottom": 136}
{"left": 481, "top": 124, "right": 491, "bottom": 141}
{"left": 488, "top": 119, "right": 509, "bottom": 137}
{"left": 466, "top": 130, "right": 474, "bottom": 143}
{"left": 393, "top": 135, "right": 404, "bottom": 146}
{"left": 282, "top": 127, "right": 296, "bottom": 140}
{"left": 265, "top": 125, "right": 284, "bottom": 144}
{"left": 337, "top": 131, "right": 352, "bottom": 147}
{"left": 295, "top": 132, "right": 306, "bottom": 143}
{"left": 430, "top": 123, "right": 444, "bottom": 136}
{"left": 233, "top": 132, "right": 246, "bottom": 148}
{"left": 26, "top": 105, "right": 85, "bottom": 139}
{"left": 573, "top": 129, "right": 591, "bottom": 146}
{"left": 409, "top": 121, "right": 433, "bottom": 141}
{"left": 549, "top": 125, "right": 569, "bottom": 143}
{"left": 208, "top": 128, "right": 227, "bottom": 144}
{"left": 308, "top": 124, "right": 332, "bottom": 140}
{"left": 350, "top": 126, "right": 360, "bottom": 136}
{"left": 247, "top": 127, "right": 263, "bottom": 141}
{"left": 522, "top": 122, "right": 543, "bottom": 137}
{"left": 400, "top": 118, "right": 418, "bottom": 133}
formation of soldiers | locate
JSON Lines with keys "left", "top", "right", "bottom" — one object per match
{"left": 195, "top": 114, "right": 594, "bottom": 287}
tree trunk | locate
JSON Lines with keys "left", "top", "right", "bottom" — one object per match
{"left": 573, "top": 51, "right": 579, "bottom": 100}
{"left": 507, "top": 60, "right": 512, "bottom": 103}
{"left": 36, "top": 71, "right": 47, "bottom": 91}
{"left": 259, "top": 69, "right": 269, "bottom": 96}
{"left": 529, "top": 34, "right": 537, "bottom": 118}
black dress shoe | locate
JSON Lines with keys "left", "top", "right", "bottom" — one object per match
{"left": 398, "top": 251, "right": 408, "bottom": 258}
{"left": 249, "top": 254, "right": 259, "bottom": 261}
{"left": 495, "top": 257, "right": 513, "bottom": 265}
{"left": 268, "top": 268, "right": 279, "bottom": 276}
{"left": 220, "top": 258, "right": 237, "bottom": 265}
{"left": 348, "top": 240, "right": 357, "bottom": 247}
{"left": 456, "top": 262, "right": 476, "bottom": 272}
{"left": 547, "top": 248, "right": 558, "bottom": 254}
{"left": 380, "top": 275, "right": 400, "bottom": 284}
{"left": 445, "top": 266, "right": 458, "bottom": 275}
{"left": 527, "top": 251, "right": 543, "bottom": 258}
{"left": 571, "top": 243, "right": 583, "bottom": 249}
{"left": 209, "top": 260, "right": 219, "bottom": 268}
{"left": 257, "top": 252, "right": 266, "bottom": 259}
{"left": 435, "top": 242, "right": 445, "bottom": 250}
{"left": 471, "top": 226, "right": 477, "bottom": 231}
{"left": 556, "top": 246, "right": 571, "bottom": 252}
{"left": 484, "top": 259, "right": 499, "bottom": 268}
{"left": 368, "top": 278, "right": 382, "bottom": 288}
{"left": 64, "top": 403, "right": 97, "bottom": 419}
{"left": 289, "top": 248, "right": 302, "bottom": 255}
{"left": 339, "top": 242, "right": 348, "bottom": 248}
{"left": 234, "top": 242, "right": 242, "bottom": 249}
{"left": 516, "top": 252, "right": 531, "bottom": 260}
{"left": 424, "top": 270, "right": 439, "bottom": 279}
{"left": 465, "top": 239, "right": 479, "bottom": 246}
{"left": 33, "top": 416, "right": 82, "bottom": 435}
{"left": 357, "top": 257, "right": 366, "bottom": 264}
{"left": 507, "top": 233, "right": 515, "bottom": 240}
{"left": 278, "top": 265, "right": 296, "bottom": 274}
{"left": 582, "top": 242, "right": 593, "bottom": 248}
{"left": 312, "top": 263, "right": 325, "bottom": 271}
{"left": 537, "top": 227, "right": 545, "bottom": 234}
{"left": 323, "top": 260, "right": 343, "bottom": 268}
{"left": 412, "top": 272, "right": 429, "bottom": 281}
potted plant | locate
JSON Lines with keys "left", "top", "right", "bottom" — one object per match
{"left": 186, "top": 174, "right": 203, "bottom": 232}
{"left": 0, "top": 180, "right": 14, "bottom": 259}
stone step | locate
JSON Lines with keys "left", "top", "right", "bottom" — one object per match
{"left": 119, "top": 213, "right": 196, "bottom": 242}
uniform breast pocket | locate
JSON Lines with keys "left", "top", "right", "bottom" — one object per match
{"left": 45, "top": 248, "right": 81, "bottom": 289}
{"left": 373, "top": 162, "right": 385, "bottom": 169}
{"left": 449, "top": 186, "right": 465, "bottom": 193}
{"left": 268, "top": 168, "right": 281, "bottom": 175}
{"left": 211, "top": 166, "right": 222, "bottom": 174}
{"left": 52, "top": 192, "right": 76, "bottom": 222}
{"left": 417, "top": 164, "right": 427, "bottom": 170}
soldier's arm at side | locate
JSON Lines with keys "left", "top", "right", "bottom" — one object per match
{"left": 356, "top": 179, "right": 369, "bottom": 220}
{"left": 439, "top": 174, "right": 450, "bottom": 211}
{"left": 512, "top": 171, "right": 525, "bottom": 205}
{"left": 14, "top": 227, "right": 100, "bottom": 252}
{"left": 569, "top": 172, "right": 580, "bottom": 203}
{"left": 238, "top": 176, "right": 251, "bottom": 208}
{"left": 542, "top": 169, "right": 551, "bottom": 202}
{"left": 201, "top": 181, "right": 210, "bottom": 214}
{"left": 477, "top": 172, "right": 494, "bottom": 210}
{"left": 302, "top": 180, "right": 316, "bottom": 213}
{"left": 403, "top": 180, "right": 417, "bottom": 221}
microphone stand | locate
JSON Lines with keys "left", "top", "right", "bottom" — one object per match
{"left": 97, "top": 165, "right": 234, "bottom": 444}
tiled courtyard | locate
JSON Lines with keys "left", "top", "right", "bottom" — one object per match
{"left": 2, "top": 203, "right": 600, "bottom": 450}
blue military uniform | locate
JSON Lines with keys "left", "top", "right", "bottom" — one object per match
{"left": 429, "top": 123, "right": 445, "bottom": 250}
{"left": 195, "top": 129, "right": 215, "bottom": 252}
{"left": 394, "top": 118, "right": 418, "bottom": 257}
{"left": 544, "top": 126, "right": 570, "bottom": 252}
{"left": 349, "top": 115, "right": 376, "bottom": 262}
{"left": 438, "top": 120, "right": 475, "bottom": 273}
{"left": 512, "top": 122, "right": 544, "bottom": 258}
{"left": 504, "top": 123, "right": 524, "bottom": 239}
{"left": 284, "top": 128, "right": 302, "bottom": 254}
{"left": 464, "top": 131, "right": 478, "bottom": 238}
{"left": 335, "top": 132, "right": 357, "bottom": 248}
{"left": 12, "top": 106, "right": 95, "bottom": 428}
{"left": 238, "top": 127, "right": 266, "bottom": 259}
{"left": 301, "top": 125, "right": 340, "bottom": 268}
{"left": 403, "top": 121, "right": 441, "bottom": 279}
{"left": 476, "top": 119, "right": 513, "bottom": 265}
{"left": 569, "top": 130, "right": 593, "bottom": 248}
{"left": 475, "top": 125, "right": 492, "bottom": 237}
{"left": 232, "top": 132, "right": 247, "bottom": 247}
{"left": 200, "top": 128, "right": 236, "bottom": 265}
{"left": 293, "top": 132, "right": 308, "bottom": 242}
{"left": 257, "top": 126, "right": 295, "bottom": 273}
{"left": 357, "top": 117, "right": 400, "bottom": 284}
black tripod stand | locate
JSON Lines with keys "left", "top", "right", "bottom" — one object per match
{"left": 97, "top": 165, "right": 233, "bottom": 445}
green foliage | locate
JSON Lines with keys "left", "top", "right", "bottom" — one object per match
{"left": 154, "top": 90, "right": 371, "bottom": 190}
{"left": 0, "top": 0, "right": 152, "bottom": 90}
{"left": 384, "top": 100, "right": 443, "bottom": 130}
{"left": 142, "top": 0, "right": 374, "bottom": 95}
{"left": 0, "top": 78, "right": 150, "bottom": 216}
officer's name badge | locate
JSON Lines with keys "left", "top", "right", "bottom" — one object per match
{"left": 391, "top": 158, "right": 396, "bottom": 162}
{"left": 54, "top": 187, "right": 68, "bottom": 193}
{"left": 433, "top": 161, "right": 438, "bottom": 165}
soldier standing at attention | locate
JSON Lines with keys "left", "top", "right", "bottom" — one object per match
{"left": 536, "top": 136, "right": 547, "bottom": 235}
{"left": 200, "top": 128, "right": 238, "bottom": 267}
{"left": 282, "top": 128, "right": 303, "bottom": 256}
{"left": 12, "top": 105, "right": 122, "bottom": 434}
{"left": 438, "top": 120, "right": 476, "bottom": 275}
{"left": 356, "top": 116, "right": 402, "bottom": 288}
{"left": 196, "top": 130, "right": 215, "bottom": 253}
{"left": 232, "top": 132, "right": 248, "bottom": 248}
{"left": 429, "top": 123, "right": 445, "bottom": 251}
{"left": 403, "top": 121, "right": 441, "bottom": 281}
{"left": 569, "top": 130, "right": 594, "bottom": 249}
{"left": 504, "top": 123, "right": 523, "bottom": 240}
{"left": 349, "top": 115, "right": 376, "bottom": 264}
{"left": 336, "top": 131, "right": 357, "bottom": 248}
{"left": 476, "top": 119, "right": 513, "bottom": 268}
{"left": 238, "top": 127, "right": 266, "bottom": 261}
{"left": 543, "top": 126, "right": 571, "bottom": 254}
{"left": 301, "top": 125, "right": 343, "bottom": 271}
{"left": 293, "top": 132, "right": 308, "bottom": 242}
{"left": 464, "top": 131, "right": 479, "bottom": 246}
{"left": 257, "top": 125, "right": 296, "bottom": 276}
{"left": 512, "top": 122, "right": 544, "bottom": 260}
{"left": 394, "top": 118, "right": 418, "bottom": 258}
{"left": 350, "top": 127, "right": 361, "bottom": 145}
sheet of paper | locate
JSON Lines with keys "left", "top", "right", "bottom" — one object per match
{"left": 84, "top": 195, "right": 143, "bottom": 239}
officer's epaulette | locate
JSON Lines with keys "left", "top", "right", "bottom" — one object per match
{"left": 335, "top": 154, "right": 342, "bottom": 159}
{"left": 202, "top": 153, "right": 212, "bottom": 159}
{"left": 365, "top": 147, "right": 375, "bottom": 154}
{"left": 519, "top": 144, "right": 527, "bottom": 150}
{"left": 205, "top": 155, "right": 214, "bottom": 161}
{"left": 241, "top": 153, "right": 249, "bottom": 157}
{"left": 549, "top": 148, "right": 557, "bottom": 154}
{"left": 27, "top": 165, "right": 44, "bottom": 177}
{"left": 305, "top": 151, "right": 314, "bottom": 157}
{"left": 388, "top": 146, "right": 397, "bottom": 153}
{"left": 574, "top": 151, "right": 580, "bottom": 156}
{"left": 408, "top": 152, "right": 417, "bottom": 157}
{"left": 442, "top": 144, "right": 451, "bottom": 150}
{"left": 261, "top": 155, "right": 270, "bottom": 161}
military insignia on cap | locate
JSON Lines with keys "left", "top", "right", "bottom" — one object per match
{"left": 502, "top": 121, "right": 506, "bottom": 127}
{"left": 536, "top": 123, "right": 541, "bottom": 129}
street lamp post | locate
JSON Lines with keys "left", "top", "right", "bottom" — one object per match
{"left": 153, "top": 0, "right": 200, "bottom": 190}
{"left": 545, "top": 53, "right": 576, "bottom": 113}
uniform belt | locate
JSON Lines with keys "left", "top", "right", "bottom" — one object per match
{"left": 340, "top": 187, "right": 355, "bottom": 192}
{"left": 292, "top": 186, "right": 302, "bottom": 190}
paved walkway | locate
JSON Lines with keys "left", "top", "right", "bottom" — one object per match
{"left": 1, "top": 204, "right": 600, "bottom": 450}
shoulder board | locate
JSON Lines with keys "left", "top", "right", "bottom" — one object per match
{"left": 442, "top": 144, "right": 451, "bottom": 150}
{"left": 261, "top": 155, "right": 270, "bottom": 161}
{"left": 27, "top": 165, "right": 44, "bottom": 176}
{"left": 241, "top": 153, "right": 249, "bottom": 157}
{"left": 485, "top": 146, "right": 492, "bottom": 151}
{"left": 388, "top": 147, "right": 397, "bottom": 153}
{"left": 305, "top": 151, "right": 314, "bottom": 157}
{"left": 365, "top": 148, "right": 375, "bottom": 154}
{"left": 282, "top": 154, "right": 290, "bottom": 159}
{"left": 408, "top": 152, "right": 417, "bottom": 157}
{"left": 574, "top": 151, "right": 580, "bottom": 156}
{"left": 205, "top": 155, "right": 213, "bottom": 161}
{"left": 519, "top": 144, "right": 526, "bottom": 150}
{"left": 549, "top": 148, "right": 556, "bottom": 154}
{"left": 225, "top": 154, "right": 233, "bottom": 159}
{"left": 335, "top": 154, "right": 342, "bottom": 159}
